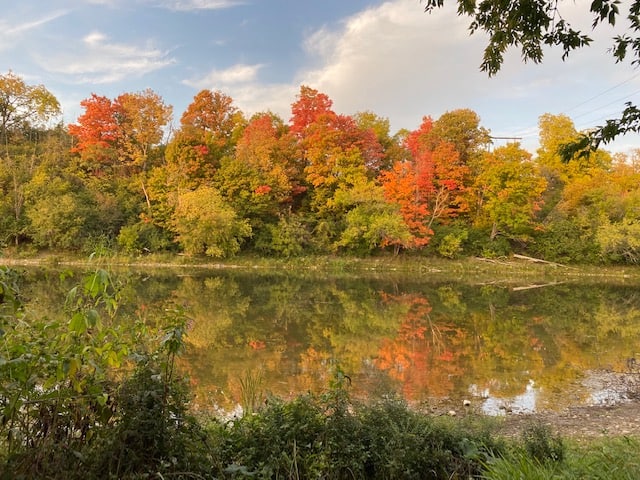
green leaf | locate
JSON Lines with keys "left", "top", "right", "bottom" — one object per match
{"left": 69, "top": 312, "right": 87, "bottom": 334}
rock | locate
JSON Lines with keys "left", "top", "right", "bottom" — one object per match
{"left": 447, "top": 410, "right": 457, "bottom": 416}
{"left": 463, "top": 399, "right": 471, "bottom": 407}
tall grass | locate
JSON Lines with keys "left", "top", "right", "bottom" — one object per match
{"left": 483, "top": 434, "right": 640, "bottom": 480}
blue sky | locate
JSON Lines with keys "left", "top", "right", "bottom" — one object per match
{"left": 4, "top": 0, "right": 640, "bottom": 154}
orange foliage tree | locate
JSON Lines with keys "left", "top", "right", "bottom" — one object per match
{"left": 380, "top": 117, "right": 471, "bottom": 248}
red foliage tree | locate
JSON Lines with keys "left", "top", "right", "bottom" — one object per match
{"left": 68, "top": 94, "right": 120, "bottom": 165}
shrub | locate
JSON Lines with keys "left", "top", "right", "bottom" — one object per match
{"left": 117, "top": 221, "right": 174, "bottom": 255}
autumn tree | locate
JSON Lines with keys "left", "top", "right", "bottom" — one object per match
{"left": 406, "top": 117, "right": 471, "bottom": 225}
{"left": 354, "top": 110, "right": 407, "bottom": 172}
{"left": 180, "top": 89, "right": 244, "bottom": 154}
{"left": 0, "top": 71, "right": 60, "bottom": 146}
{"left": 288, "top": 88, "right": 386, "bottom": 249}
{"left": 233, "top": 112, "right": 301, "bottom": 207}
{"left": 474, "top": 143, "right": 547, "bottom": 241}
{"left": 68, "top": 90, "right": 171, "bottom": 175}
{"left": 165, "top": 90, "right": 245, "bottom": 189}
{"left": 428, "top": 109, "right": 491, "bottom": 166}
{"left": 115, "top": 89, "right": 172, "bottom": 172}
{"left": 68, "top": 94, "right": 120, "bottom": 170}
{"left": 213, "top": 112, "right": 305, "bottom": 249}
{"left": 380, "top": 116, "right": 471, "bottom": 248}
{"left": 299, "top": 111, "right": 385, "bottom": 230}
{"left": 289, "top": 85, "right": 334, "bottom": 137}
{"left": 537, "top": 114, "right": 610, "bottom": 181}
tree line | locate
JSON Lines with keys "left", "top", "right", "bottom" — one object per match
{"left": 1, "top": 71, "right": 640, "bottom": 263}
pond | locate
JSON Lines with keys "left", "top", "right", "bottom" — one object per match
{"left": 15, "top": 264, "right": 640, "bottom": 415}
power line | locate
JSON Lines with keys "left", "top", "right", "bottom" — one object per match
{"left": 564, "top": 72, "right": 640, "bottom": 114}
{"left": 571, "top": 88, "right": 640, "bottom": 122}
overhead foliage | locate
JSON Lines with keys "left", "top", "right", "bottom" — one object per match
{"left": 421, "top": 0, "right": 640, "bottom": 149}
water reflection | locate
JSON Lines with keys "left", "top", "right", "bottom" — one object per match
{"left": 15, "top": 266, "right": 640, "bottom": 415}
{"left": 478, "top": 380, "right": 539, "bottom": 415}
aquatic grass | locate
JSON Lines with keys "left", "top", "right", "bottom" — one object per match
{"left": 238, "top": 368, "right": 264, "bottom": 416}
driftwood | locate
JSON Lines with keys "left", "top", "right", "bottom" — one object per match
{"left": 512, "top": 254, "right": 566, "bottom": 268}
{"left": 512, "top": 281, "right": 565, "bottom": 291}
{"left": 474, "top": 257, "right": 511, "bottom": 265}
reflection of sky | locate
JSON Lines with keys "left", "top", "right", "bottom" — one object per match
{"left": 473, "top": 380, "right": 539, "bottom": 416}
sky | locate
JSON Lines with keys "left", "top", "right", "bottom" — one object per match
{"left": 4, "top": 0, "right": 640, "bottom": 155}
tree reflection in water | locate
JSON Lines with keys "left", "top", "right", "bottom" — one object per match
{"left": 18, "top": 267, "right": 640, "bottom": 414}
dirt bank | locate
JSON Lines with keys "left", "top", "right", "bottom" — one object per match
{"left": 497, "top": 400, "right": 640, "bottom": 439}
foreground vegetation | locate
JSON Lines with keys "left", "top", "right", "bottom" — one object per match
{"left": 1, "top": 265, "right": 639, "bottom": 479}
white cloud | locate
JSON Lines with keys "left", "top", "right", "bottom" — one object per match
{"left": 83, "top": 31, "right": 107, "bottom": 45}
{"left": 185, "top": 63, "right": 263, "bottom": 88}
{"left": 183, "top": 63, "right": 296, "bottom": 119}
{"left": 297, "top": 0, "right": 495, "bottom": 130}
{"left": 36, "top": 31, "right": 175, "bottom": 84}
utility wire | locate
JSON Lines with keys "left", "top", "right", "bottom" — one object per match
{"left": 563, "top": 72, "right": 640, "bottom": 114}
{"left": 570, "top": 89, "right": 640, "bottom": 121}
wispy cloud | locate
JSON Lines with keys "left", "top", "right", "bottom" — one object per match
{"left": 37, "top": 31, "right": 175, "bottom": 84}
{"left": 0, "top": 10, "right": 68, "bottom": 50}
{"left": 153, "top": 0, "right": 245, "bottom": 11}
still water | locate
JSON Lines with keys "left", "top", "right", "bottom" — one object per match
{"left": 17, "top": 265, "right": 640, "bottom": 415}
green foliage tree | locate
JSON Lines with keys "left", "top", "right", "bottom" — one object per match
{"left": 255, "top": 211, "right": 313, "bottom": 257}
{"left": 0, "top": 73, "right": 61, "bottom": 246}
{"left": 429, "top": 109, "right": 491, "bottom": 167}
{"left": 475, "top": 143, "right": 547, "bottom": 241}
{"left": 337, "top": 200, "right": 412, "bottom": 255}
{"left": 25, "top": 170, "right": 99, "bottom": 250}
{"left": 172, "top": 186, "right": 252, "bottom": 257}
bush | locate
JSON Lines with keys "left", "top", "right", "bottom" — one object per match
{"left": 89, "top": 362, "right": 212, "bottom": 478}
{"left": 430, "top": 224, "right": 469, "bottom": 259}
{"left": 117, "top": 221, "right": 174, "bottom": 255}
{"left": 529, "top": 219, "right": 599, "bottom": 264}
{"left": 219, "top": 382, "right": 503, "bottom": 480}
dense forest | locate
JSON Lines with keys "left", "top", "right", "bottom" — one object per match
{"left": 2, "top": 71, "right": 640, "bottom": 264}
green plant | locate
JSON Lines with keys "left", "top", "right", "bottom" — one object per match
{"left": 436, "top": 229, "right": 469, "bottom": 259}
{"left": 0, "top": 268, "right": 132, "bottom": 477}
{"left": 521, "top": 422, "right": 565, "bottom": 464}
{"left": 0, "top": 268, "right": 217, "bottom": 479}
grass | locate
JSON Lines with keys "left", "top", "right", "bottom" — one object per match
{"left": 484, "top": 436, "right": 640, "bottom": 480}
